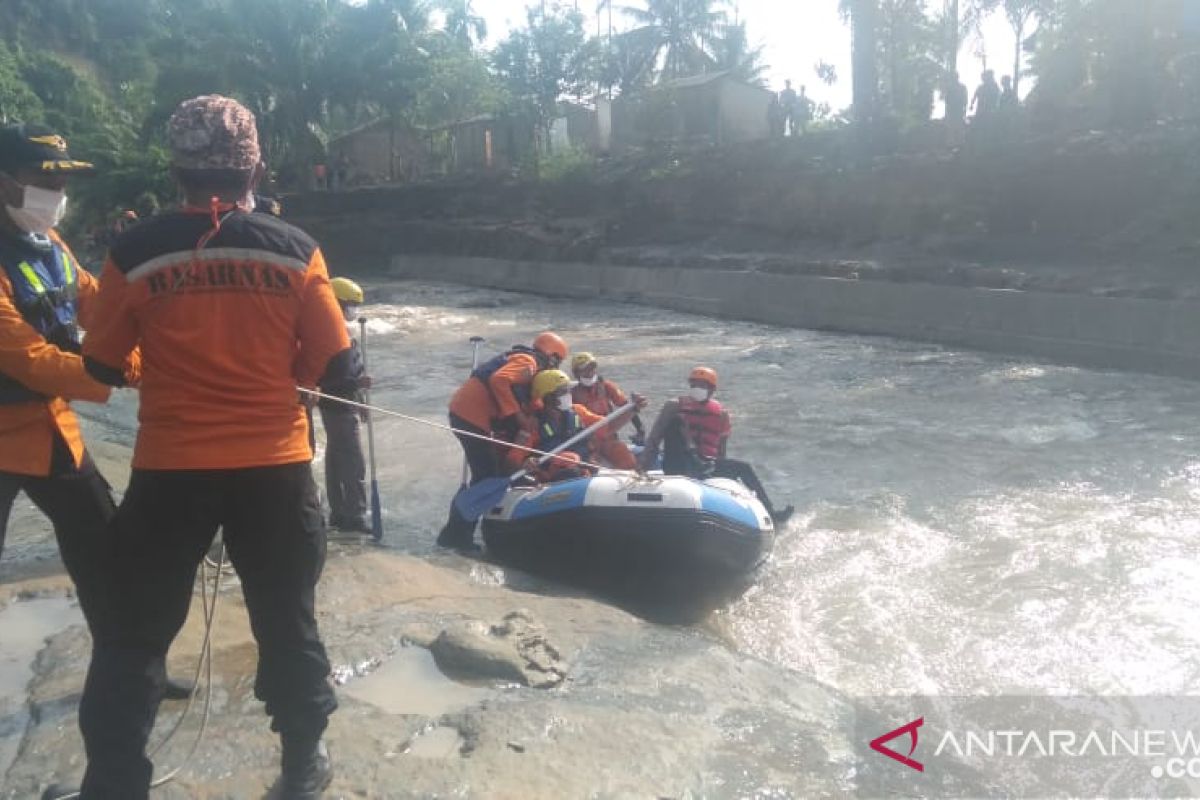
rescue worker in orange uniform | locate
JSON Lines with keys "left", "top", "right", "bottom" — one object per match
{"left": 0, "top": 123, "right": 140, "bottom": 632}
{"left": 569, "top": 351, "right": 645, "bottom": 470}
{"left": 639, "top": 366, "right": 794, "bottom": 524}
{"left": 77, "top": 96, "right": 347, "bottom": 799}
{"left": 439, "top": 331, "right": 569, "bottom": 550}
{"left": 504, "top": 369, "right": 644, "bottom": 482}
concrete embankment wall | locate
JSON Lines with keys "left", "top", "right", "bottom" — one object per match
{"left": 392, "top": 255, "right": 1200, "bottom": 380}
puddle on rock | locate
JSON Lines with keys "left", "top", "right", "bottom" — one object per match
{"left": 404, "top": 725, "right": 465, "bottom": 758}
{"left": 341, "top": 645, "right": 489, "bottom": 717}
{"left": 0, "top": 595, "right": 82, "bottom": 779}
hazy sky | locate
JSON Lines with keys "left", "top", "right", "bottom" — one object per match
{"left": 478, "top": 0, "right": 1024, "bottom": 110}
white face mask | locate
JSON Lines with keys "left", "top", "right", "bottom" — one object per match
{"left": 7, "top": 184, "right": 68, "bottom": 234}
{"left": 556, "top": 393, "right": 573, "bottom": 411}
{"left": 689, "top": 386, "right": 711, "bottom": 402}
{"left": 579, "top": 375, "right": 597, "bottom": 387}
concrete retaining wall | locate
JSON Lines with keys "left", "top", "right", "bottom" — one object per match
{"left": 391, "top": 255, "right": 1200, "bottom": 380}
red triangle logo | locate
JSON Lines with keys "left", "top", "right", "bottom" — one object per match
{"left": 869, "top": 717, "right": 924, "bottom": 772}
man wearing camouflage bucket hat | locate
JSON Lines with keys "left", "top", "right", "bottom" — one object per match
{"left": 77, "top": 95, "right": 352, "bottom": 798}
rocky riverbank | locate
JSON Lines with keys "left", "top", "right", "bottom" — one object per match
{"left": 0, "top": 442, "right": 991, "bottom": 799}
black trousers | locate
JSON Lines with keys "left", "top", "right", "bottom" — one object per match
{"left": 319, "top": 407, "right": 367, "bottom": 525}
{"left": 0, "top": 435, "right": 117, "bottom": 637}
{"left": 78, "top": 462, "right": 337, "bottom": 799}
{"left": 661, "top": 420, "right": 778, "bottom": 513}
{"left": 440, "top": 413, "right": 502, "bottom": 541}
{"left": 450, "top": 413, "right": 501, "bottom": 487}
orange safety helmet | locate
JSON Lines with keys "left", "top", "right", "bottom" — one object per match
{"left": 689, "top": 366, "right": 718, "bottom": 388}
{"left": 532, "top": 331, "right": 568, "bottom": 362}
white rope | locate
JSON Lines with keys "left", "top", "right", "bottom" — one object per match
{"left": 49, "top": 543, "right": 226, "bottom": 800}
{"left": 298, "top": 387, "right": 639, "bottom": 475}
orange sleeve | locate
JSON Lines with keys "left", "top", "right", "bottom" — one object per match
{"left": 604, "top": 380, "right": 628, "bottom": 406}
{"left": 488, "top": 352, "right": 537, "bottom": 419}
{"left": 74, "top": 262, "right": 141, "bottom": 386}
{"left": 0, "top": 272, "right": 110, "bottom": 402}
{"left": 294, "top": 249, "right": 351, "bottom": 388}
{"left": 573, "top": 402, "right": 604, "bottom": 429}
{"left": 81, "top": 258, "right": 141, "bottom": 376}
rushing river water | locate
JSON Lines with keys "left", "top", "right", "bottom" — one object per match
{"left": 68, "top": 279, "right": 1200, "bottom": 705}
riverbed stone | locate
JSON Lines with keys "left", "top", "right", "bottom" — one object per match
{"left": 430, "top": 609, "right": 566, "bottom": 688}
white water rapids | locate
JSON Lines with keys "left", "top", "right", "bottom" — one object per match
{"left": 69, "top": 279, "right": 1200, "bottom": 703}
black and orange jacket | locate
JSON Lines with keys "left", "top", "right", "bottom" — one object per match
{"left": 448, "top": 350, "right": 540, "bottom": 433}
{"left": 0, "top": 230, "right": 128, "bottom": 476}
{"left": 82, "top": 209, "right": 350, "bottom": 470}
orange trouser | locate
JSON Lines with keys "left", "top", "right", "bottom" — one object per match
{"left": 593, "top": 437, "right": 637, "bottom": 470}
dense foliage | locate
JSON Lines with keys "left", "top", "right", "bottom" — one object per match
{"left": 1, "top": 0, "right": 1196, "bottom": 233}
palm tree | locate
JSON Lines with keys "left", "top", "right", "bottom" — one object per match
{"left": 618, "top": 0, "right": 729, "bottom": 84}
{"left": 842, "top": 0, "right": 879, "bottom": 123}
{"left": 439, "top": 0, "right": 487, "bottom": 49}
{"left": 711, "top": 21, "right": 767, "bottom": 86}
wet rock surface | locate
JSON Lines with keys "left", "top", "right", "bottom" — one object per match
{"left": 0, "top": 544, "right": 876, "bottom": 799}
{"left": 0, "top": 435, "right": 992, "bottom": 798}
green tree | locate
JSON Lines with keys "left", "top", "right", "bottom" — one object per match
{"left": 845, "top": 0, "right": 880, "bottom": 123}
{"left": 844, "top": 0, "right": 943, "bottom": 124}
{"left": 439, "top": 0, "right": 488, "bottom": 49}
{"left": 493, "top": 2, "right": 599, "bottom": 145}
{"left": 1029, "top": 0, "right": 1191, "bottom": 128}
{"left": 0, "top": 42, "right": 44, "bottom": 124}
{"left": 618, "top": 0, "right": 729, "bottom": 84}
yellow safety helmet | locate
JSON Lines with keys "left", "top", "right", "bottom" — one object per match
{"left": 330, "top": 277, "right": 364, "bottom": 305}
{"left": 570, "top": 352, "right": 597, "bottom": 374}
{"left": 531, "top": 369, "right": 572, "bottom": 401}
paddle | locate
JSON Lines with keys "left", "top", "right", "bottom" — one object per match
{"left": 453, "top": 401, "right": 636, "bottom": 521}
{"left": 459, "top": 336, "right": 485, "bottom": 488}
{"left": 359, "top": 317, "right": 384, "bottom": 541}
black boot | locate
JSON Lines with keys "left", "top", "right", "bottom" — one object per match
{"left": 436, "top": 504, "right": 479, "bottom": 552}
{"left": 280, "top": 734, "right": 332, "bottom": 799}
{"left": 163, "top": 676, "right": 195, "bottom": 701}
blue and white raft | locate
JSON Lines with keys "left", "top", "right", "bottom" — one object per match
{"left": 481, "top": 471, "right": 775, "bottom": 604}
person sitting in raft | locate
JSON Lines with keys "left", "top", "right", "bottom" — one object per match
{"left": 505, "top": 369, "right": 646, "bottom": 483}
{"left": 638, "top": 366, "right": 794, "bottom": 524}
{"left": 569, "top": 351, "right": 646, "bottom": 469}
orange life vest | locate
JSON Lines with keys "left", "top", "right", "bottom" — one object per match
{"left": 677, "top": 396, "right": 728, "bottom": 459}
